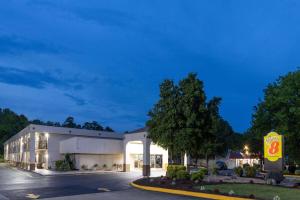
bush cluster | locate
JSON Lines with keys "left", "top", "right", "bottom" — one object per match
{"left": 55, "top": 160, "right": 71, "bottom": 171}
{"left": 166, "top": 165, "right": 186, "bottom": 179}
{"left": 176, "top": 170, "right": 190, "bottom": 180}
{"left": 244, "top": 166, "right": 256, "bottom": 177}
{"left": 190, "top": 169, "right": 206, "bottom": 182}
{"left": 55, "top": 153, "right": 75, "bottom": 171}
{"left": 234, "top": 166, "right": 243, "bottom": 177}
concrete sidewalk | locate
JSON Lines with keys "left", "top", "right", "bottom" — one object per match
{"left": 41, "top": 188, "right": 199, "bottom": 200}
{"left": 34, "top": 168, "right": 166, "bottom": 177}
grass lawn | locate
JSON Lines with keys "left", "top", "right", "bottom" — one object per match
{"left": 197, "top": 184, "right": 300, "bottom": 200}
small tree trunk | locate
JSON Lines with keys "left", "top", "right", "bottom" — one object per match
{"left": 205, "top": 153, "right": 209, "bottom": 169}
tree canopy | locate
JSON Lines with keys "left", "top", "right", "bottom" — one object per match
{"left": 246, "top": 69, "right": 300, "bottom": 163}
{"left": 147, "top": 73, "right": 240, "bottom": 163}
{"left": 0, "top": 109, "right": 115, "bottom": 155}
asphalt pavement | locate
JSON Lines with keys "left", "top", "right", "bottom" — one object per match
{"left": 0, "top": 164, "right": 202, "bottom": 200}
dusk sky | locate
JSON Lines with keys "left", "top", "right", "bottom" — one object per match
{"left": 0, "top": 0, "right": 299, "bottom": 133}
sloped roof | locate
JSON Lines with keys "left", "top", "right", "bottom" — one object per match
{"left": 126, "top": 127, "right": 149, "bottom": 134}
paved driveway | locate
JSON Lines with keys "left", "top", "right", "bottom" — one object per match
{"left": 0, "top": 164, "right": 202, "bottom": 200}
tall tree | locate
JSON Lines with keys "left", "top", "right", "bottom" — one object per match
{"left": 0, "top": 108, "right": 29, "bottom": 154}
{"left": 247, "top": 69, "right": 300, "bottom": 163}
{"left": 147, "top": 73, "right": 228, "bottom": 165}
{"left": 177, "top": 73, "right": 208, "bottom": 160}
{"left": 104, "top": 126, "right": 114, "bottom": 132}
{"left": 62, "top": 116, "right": 77, "bottom": 128}
{"left": 83, "top": 121, "right": 104, "bottom": 131}
{"left": 147, "top": 79, "right": 182, "bottom": 162}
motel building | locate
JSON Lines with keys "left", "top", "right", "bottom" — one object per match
{"left": 3, "top": 124, "right": 168, "bottom": 176}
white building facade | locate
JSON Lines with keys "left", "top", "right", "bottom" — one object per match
{"left": 4, "top": 125, "right": 168, "bottom": 176}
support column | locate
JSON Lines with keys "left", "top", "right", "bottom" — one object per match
{"left": 123, "top": 142, "right": 130, "bottom": 172}
{"left": 29, "top": 132, "right": 36, "bottom": 171}
{"left": 143, "top": 138, "right": 151, "bottom": 177}
{"left": 184, "top": 153, "right": 191, "bottom": 172}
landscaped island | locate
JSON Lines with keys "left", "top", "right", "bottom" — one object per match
{"left": 133, "top": 165, "right": 300, "bottom": 200}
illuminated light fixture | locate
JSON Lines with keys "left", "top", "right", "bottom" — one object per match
{"left": 45, "top": 133, "right": 49, "bottom": 139}
{"left": 45, "top": 153, "right": 49, "bottom": 159}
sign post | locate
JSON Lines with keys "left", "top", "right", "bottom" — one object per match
{"left": 263, "top": 132, "right": 284, "bottom": 171}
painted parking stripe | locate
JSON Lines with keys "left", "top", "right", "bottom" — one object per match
{"left": 26, "top": 193, "right": 40, "bottom": 199}
{"left": 97, "top": 188, "right": 111, "bottom": 192}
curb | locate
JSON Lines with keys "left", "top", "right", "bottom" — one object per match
{"left": 130, "top": 182, "right": 251, "bottom": 200}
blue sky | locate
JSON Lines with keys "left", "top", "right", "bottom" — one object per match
{"left": 0, "top": 0, "right": 298, "bottom": 132}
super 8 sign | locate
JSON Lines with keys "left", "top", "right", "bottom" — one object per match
{"left": 264, "top": 132, "right": 283, "bottom": 162}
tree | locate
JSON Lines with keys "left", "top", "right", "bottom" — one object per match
{"left": 82, "top": 121, "right": 104, "bottom": 130}
{"left": 0, "top": 108, "right": 29, "bottom": 154}
{"left": 147, "top": 73, "right": 228, "bottom": 165}
{"left": 147, "top": 79, "right": 182, "bottom": 162}
{"left": 177, "top": 73, "right": 209, "bottom": 162}
{"left": 104, "top": 126, "right": 114, "bottom": 132}
{"left": 62, "top": 116, "right": 77, "bottom": 128}
{"left": 247, "top": 69, "right": 300, "bottom": 163}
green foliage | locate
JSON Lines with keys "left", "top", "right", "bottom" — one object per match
{"left": 82, "top": 121, "right": 104, "bottom": 130}
{"left": 55, "top": 154, "right": 74, "bottom": 171}
{"left": 295, "top": 170, "right": 300, "bottom": 175}
{"left": 55, "top": 160, "right": 70, "bottom": 171}
{"left": 234, "top": 166, "right": 243, "bottom": 177}
{"left": 244, "top": 166, "right": 256, "bottom": 178}
{"left": 243, "top": 163, "right": 250, "bottom": 168}
{"left": 246, "top": 70, "right": 300, "bottom": 163}
{"left": 176, "top": 170, "right": 190, "bottom": 180}
{"left": 64, "top": 153, "right": 75, "bottom": 170}
{"left": 199, "top": 168, "right": 208, "bottom": 175}
{"left": 147, "top": 73, "right": 235, "bottom": 163}
{"left": 0, "top": 108, "right": 29, "bottom": 154}
{"left": 167, "top": 165, "right": 186, "bottom": 178}
{"left": 191, "top": 171, "right": 204, "bottom": 181}
{"left": 0, "top": 154, "right": 4, "bottom": 163}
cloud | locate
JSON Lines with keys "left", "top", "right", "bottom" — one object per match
{"left": 0, "top": 35, "right": 60, "bottom": 55}
{"left": 0, "top": 66, "right": 81, "bottom": 90}
{"left": 64, "top": 93, "right": 86, "bottom": 106}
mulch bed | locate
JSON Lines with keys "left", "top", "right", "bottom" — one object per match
{"left": 133, "top": 177, "right": 257, "bottom": 199}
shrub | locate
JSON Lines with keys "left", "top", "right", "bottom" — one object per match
{"left": 211, "top": 167, "right": 218, "bottom": 175}
{"left": 265, "top": 171, "right": 284, "bottom": 184}
{"left": 55, "top": 160, "right": 64, "bottom": 170}
{"left": 253, "top": 163, "right": 260, "bottom": 170}
{"left": 93, "top": 164, "right": 98, "bottom": 168}
{"left": 295, "top": 170, "right": 300, "bottom": 175}
{"left": 288, "top": 165, "right": 296, "bottom": 174}
{"left": 102, "top": 164, "right": 107, "bottom": 169}
{"left": 283, "top": 169, "right": 289, "bottom": 174}
{"left": 81, "top": 164, "right": 88, "bottom": 170}
{"left": 191, "top": 171, "right": 204, "bottom": 181}
{"left": 176, "top": 170, "right": 190, "bottom": 180}
{"left": 245, "top": 166, "right": 256, "bottom": 178}
{"left": 199, "top": 168, "right": 208, "bottom": 175}
{"left": 60, "top": 161, "right": 71, "bottom": 171}
{"left": 55, "top": 160, "right": 71, "bottom": 171}
{"left": 64, "top": 153, "right": 75, "bottom": 170}
{"left": 167, "top": 165, "right": 186, "bottom": 178}
{"left": 0, "top": 154, "right": 4, "bottom": 163}
{"left": 243, "top": 163, "right": 250, "bottom": 168}
{"left": 234, "top": 166, "right": 243, "bottom": 177}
